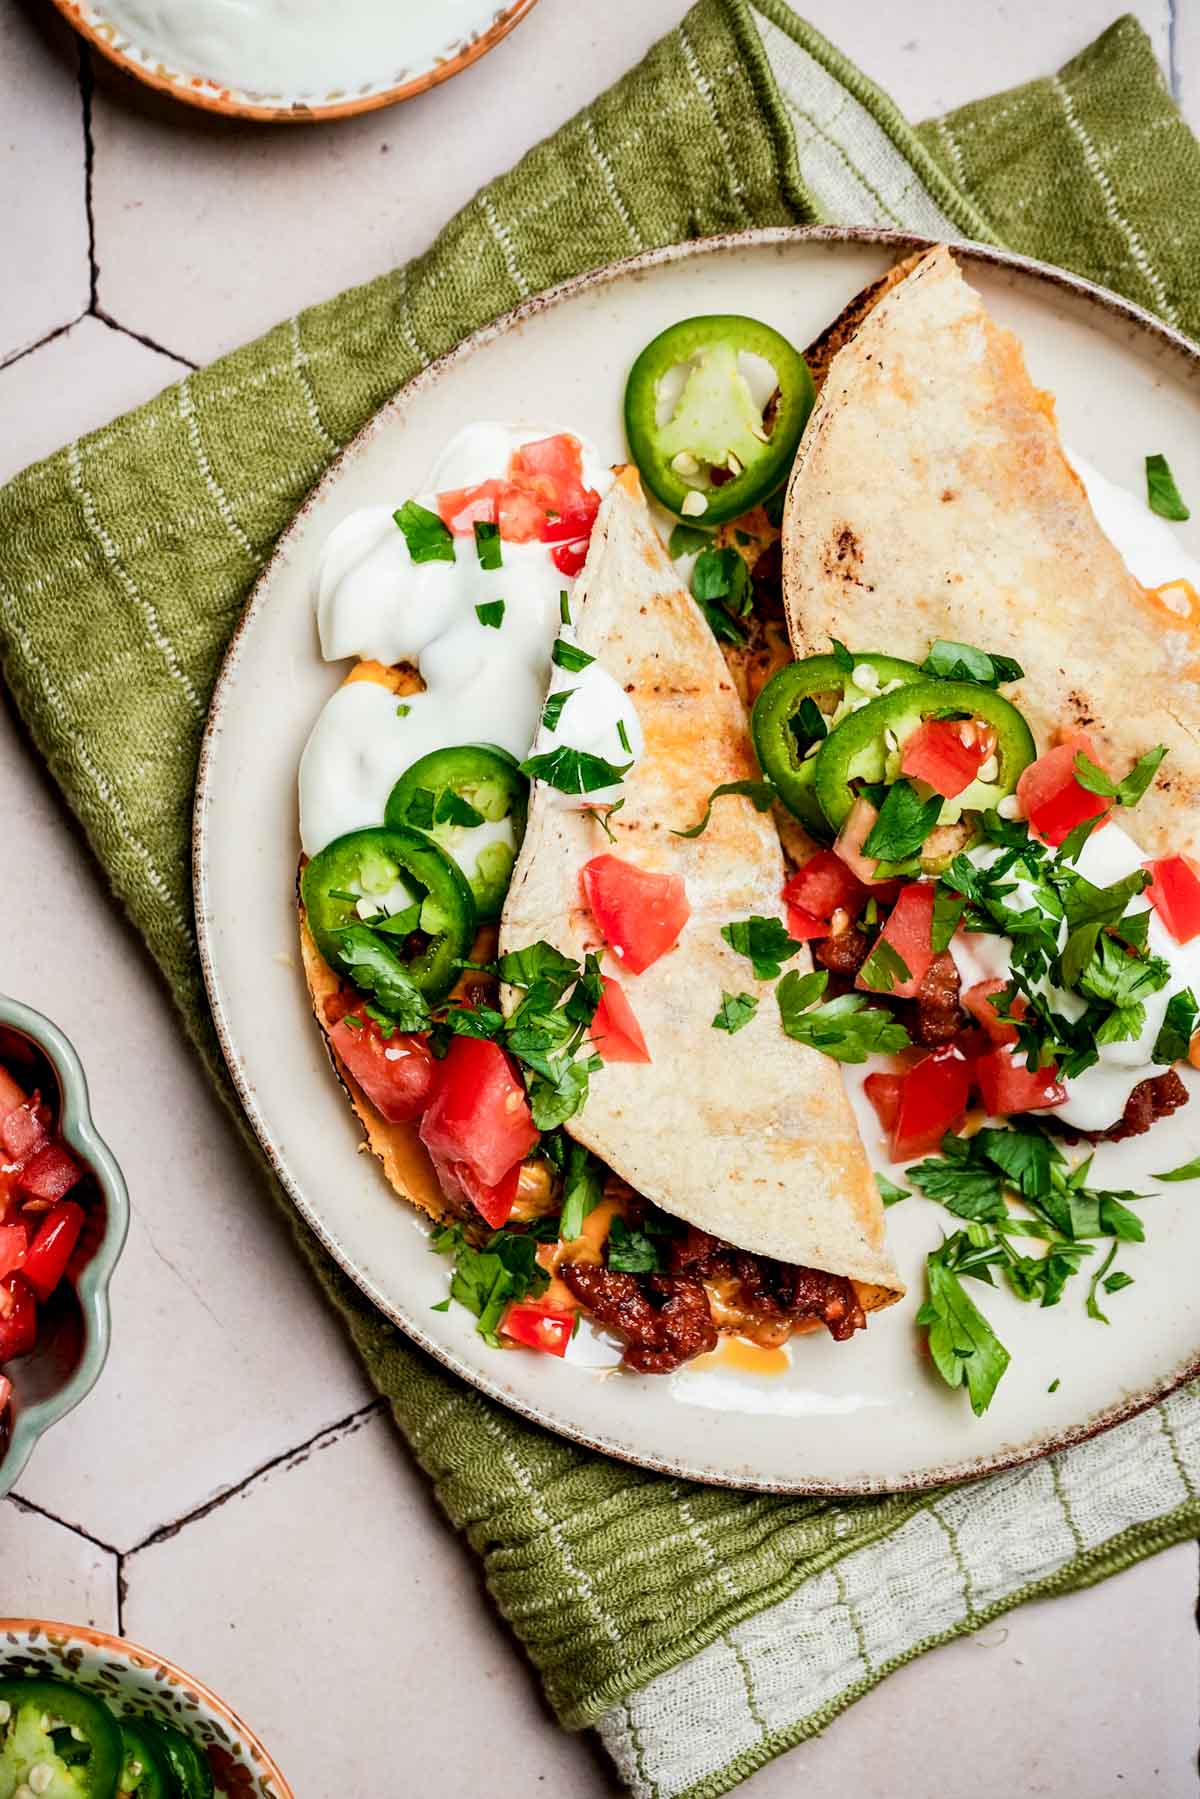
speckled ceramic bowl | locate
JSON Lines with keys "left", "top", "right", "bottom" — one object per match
{"left": 0, "top": 997, "right": 128, "bottom": 1498}
{"left": 47, "top": 0, "right": 541, "bottom": 122}
{"left": 0, "top": 1620, "right": 293, "bottom": 1796}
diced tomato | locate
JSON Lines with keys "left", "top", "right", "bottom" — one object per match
{"left": 429, "top": 1152, "right": 522, "bottom": 1230}
{"left": 550, "top": 540, "right": 589, "bottom": 577}
{"left": 0, "top": 1374, "right": 11, "bottom": 1420}
{"left": 0, "top": 1223, "right": 27, "bottom": 1283}
{"left": 783, "top": 850, "right": 868, "bottom": 924}
{"left": 437, "top": 434, "right": 601, "bottom": 555}
{"left": 418, "top": 1037, "right": 538, "bottom": 1190}
{"left": 961, "top": 978, "right": 1026, "bottom": 1047}
{"left": 501, "top": 1301, "right": 575, "bottom": 1357}
{"left": 1145, "top": 854, "right": 1200, "bottom": 945}
{"left": 590, "top": 977, "right": 651, "bottom": 1063}
{"left": 580, "top": 854, "right": 690, "bottom": 974}
{"left": 864, "top": 1072, "right": 903, "bottom": 1137}
{"left": 16, "top": 1142, "right": 82, "bottom": 1206}
{"left": 1016, "top": 732, "right": 1111, "bottom": 847}
{"left": 0, "top": 1068, "right": 26, "bottom": 1123}
{"left": 886, "top": 1046, "right": 972, "bottom": 1161}
{"left": 900, "top": 718, "right": 990, "bottom": 799}
{"left": 975, "top": 1046, "right": 1066, "bottom": 1115}
{"left": 21, "top": 1200, "right": 86, "bottom": 1304}
{"left": 330, "top": 1014, "right": 440, "bottom": 1125}
{"left": 0, "top": 1272, "right": 37, "bottom": 1362}
{"left": 1, "top": 1099, "right": 49, "bottom": 1163}
{"left": 857, "top": 882, "right": 935, "bottom": 999}
{"left": 785, "top": 905, "right": 829, "bottom": 942}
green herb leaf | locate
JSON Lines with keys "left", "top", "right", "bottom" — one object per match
{"left": 777, "top": 973, "right": 912, "bottom": 1063}
{"left": 1153, "top": 987, "right": 1199, "bottom": 1064}
{"left": 830, "top": 638, "right": 854, "bottom": 674}
{"left": 396, "top": 702, "right": 412, "bottom": 718}
{"left": 433, "top": 1223, "right": 549, "bottom": 1343}
{"left": 401, "top": 786, "right": 436, "bottom": 831}
{"left": 541, "top": 689, "right": 575, "bottom": 733}
{"left": 692, "top": 547, "right": 751, "bottom": 614}
{"left": 1072, "top": 745, "right": 1167, "bottom": 808}
{"left": 475, "top": 599, "right": 506, "bottom": 629}
{"left": 493, "top": 940, "right": 580, "bottom": 994}
{"left": 1086, "top": 1242, "right": 1120, "bottom": 1323}
{"left": 1056, "top": 814, "right": 1105, "bottom": 864}
{"left": 332, "top": 926, "right": 432, "bottom": 1030}
{"left": 721, "top": 914, "right": 805, "bottom": 980}
{"left": 667, "top": 521, "right": 711, "bottom": 559}
{"left": 1146, "top": 451, "right": 1190, "bottom": 521}
{"left": 617, "top": 718, "right": 632, "bottom": 756}
{"left": 863, "top": 779, "right": 943, "bottom": 862}
{"left": 920, "top": 639, "right": 1024, "bottom": 687}
{"left": 607, "top": 1216, "right": 666, "bottom": 1274}
{"left": 857, "top": 937, "right": 912, "bottom": 995}
{"left": 1154, "top": 1155, "right": 1200, "bottom": 1182}
{"left": 394, "top": 499, "right": 456, "bottom": 563}
{"left": 473, "top": 519, "right": 502, "bottom": 570}
{"left": 712, "top": 991, "right": 759, "bottom": 1034}
{"left": 905, "top": 1156, "right": 1007, "bottom": 1221}
{"left": 433, "top": 788, "right": 486, "bottom": 829}
{"left": 789, "top": 696, "right": 827, "bottom": 758}
{"left": 916, "top": 1237, "right": 1011, "bottom": 1414}
{"left": 558, "top": 1141, "right": 605, "bottom": 1241}
{"left": 672, "top": 779, "right": 776, "bottom": 839}
{"left": 931, "top": 885, "right": 967, "bottom": 954}
{"left": 520, "top": 745, "right": 631, "bottom": 794}
{"left": 559, "top": 590, "right": 571, "bottom": 625}
{"left": 876, "top": 1173, "right": 910, "bottom": 1208}
{"left": 552, "top": 637, "right": 595, "bottom": 673}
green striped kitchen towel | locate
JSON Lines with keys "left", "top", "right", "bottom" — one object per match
{"left": 3, "top": 7, "right": 1200, "bottom": 1794}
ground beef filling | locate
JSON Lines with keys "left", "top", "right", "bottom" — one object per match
{"left": 1094, "top": 1069, "right": 1190, "bottom": 1143}
{"left": 561, "top": 1226, "right": 866, "bottom": 1373}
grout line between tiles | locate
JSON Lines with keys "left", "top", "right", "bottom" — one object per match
{"left": 125, "top": 1397, "right": 387, "bottom": 1561}
{"left": 93, "top": 309, "right": 199, "bottom": 371}
{"left": 0, "top": 315, "right": 88, "bottom": 375}
{"left": 77, "top": 41, "right": 99, "bottom": 310}
{"left": 5, "top": 1490, "right": 121, "bottom": 1559}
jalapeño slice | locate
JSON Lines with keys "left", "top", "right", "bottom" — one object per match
{"left": 813, "top": 677, "right": 1036, "bottom": 834}
{"left": 624, "top": 315, "right": 815, "bottom": 525}
{"left": 118, "top": 1720, "right": 173, "bottom": 1798}
{"left": 384, "top": 744, "right": 528, "bottom": 922}
{"left": 751, "top": 652, "right": 924, "bottom": 837}
{"left": 301, "top": 825, "right": 476, "bottom": 1005}
{"left": 0, "top": 1676, "right": 123, "bottom": 1797}
{"left": 142, "top": 1720, "right": 214, "bottom": 1799}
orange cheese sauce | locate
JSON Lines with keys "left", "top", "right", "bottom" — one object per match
{"left": 538, "top": 1192, "right": 631, "bottom": 1312}
{"left": 1146, "top": 578, "right": 1200, "bottom": 626}
{"left": 691, "top": 1338, "right": 792, "bottom": 1376}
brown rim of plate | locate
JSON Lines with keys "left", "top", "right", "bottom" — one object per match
{"left": 0, "top": 1618, "right": 295, "bottom": 1792}
{"left": 48, "top": 0, "right": 541, "bottom": 123}
{"left": 193, "top": 224, "right": 1200, "bottom": 1495}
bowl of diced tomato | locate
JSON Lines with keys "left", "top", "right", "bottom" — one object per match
{"left": 0, "top": 996, "right": 128, "bottom": 1496}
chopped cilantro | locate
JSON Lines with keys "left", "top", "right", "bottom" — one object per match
{"left": 433, "top": 788, "right": 485, "bottom": 829}
{"left": 712, "top": 991, "right": 759, "bottom": 1034}
{"left": 476, "top": 599, "right": 506, "bottom": 629}
{"left": 1086, "top": 1243, "right": 1120, "bottom": 1323}
{"left": 863, "top": 779, "right": 943, "bottom": 863}
{"left": 607, "top": 1216, "right": 666, "bottom": 1274}
{"left": 789, "top": 696, "right": 827, "bottom": 758}
{"left": 776, "top": 969, "right": 911, "bottom": 1062}
{"left": 551, "top": 637, "right": 595, "bottom": 673}
{"left": 330, "top": 926, "right": 431, "bottom": 1030}
{"left": 590, "top": 797, "right": 625, "bottom": 844}
{"left": 1072, "top": 745, "right": 1167, "bottom": 808}
{"left": 672, "top": 779, "right": 776, "bottom": 839}
{"left": 691, "top": 547, "right": 753, "bottom": 646}
{"left": 558, "top": 1139, "right": 605, "bottom": 1241}
{"left": 396, "top": 702, "right": 412, "bottom": 718}
{"left": 433, "top": 1223, "right": 549, "bottom": 1344}
{"left": 876, "top": 1173, "right": 910, "bottom": 1208}
{"left": 617, "top": 718, "right": 632, "bottom": 756}
{"left": 474, "top": 519, "right": 502, "bottom": 570}
{"left": 1153, "top": 988, "right": 1199, "bottom": 1064}
{"left": 560, "top": 590, "right": 571, "bottom": 625}
{"left": 829, "top": 638, "right": 854, "bottom": 674}
{"left": 857, "top": 937, "right": 912, "bottom": 995}
{"left": 520, "top": 745, "right": 631, "bottom": 794}
{"left": 920, "top": 639, "right": 1024, "bottom": 687}
{"left": 916, "top": 1235, "right": 1011, "bottom": 1415}
{"left": 721, "top": 915, "right": 805, "bottom": 979}
{"left": 541, "top": 689, "right": 576, "bottom": 733}
{"left": 667, "top": 521, "right": 711, "bottom": 559}
{"left": 1154, "top": 1155, "right": 1200, "bottom": 1182}
{"left": 1145, "top": 452, "right": 1190, "bottom": 522}
{"left": 931, "top": 885, "right": 967, "bottom": 953}
{"left": 394, "top": 499, "right": 456, "bottom": 563}
{"left": 1048, "top": 1378, "right": 1060, "bottom": 1393}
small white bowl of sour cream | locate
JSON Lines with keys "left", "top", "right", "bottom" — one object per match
{"left": 49, "top": 0, "right": 541, "bottom": 122}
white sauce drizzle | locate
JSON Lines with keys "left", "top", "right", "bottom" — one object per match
{"left": 298, "top": 423, "right": 634, "bottom": 858}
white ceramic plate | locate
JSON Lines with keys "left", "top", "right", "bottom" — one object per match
{"left": 195, "top": 228, "right": 1200, "bottom": 1493}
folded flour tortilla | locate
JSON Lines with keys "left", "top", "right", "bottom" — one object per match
{"left": 782, "top": 245, "right": 1200, "bottom": 857}
{"left": 500, "top": 468, "right": 902, "bottom": 1304}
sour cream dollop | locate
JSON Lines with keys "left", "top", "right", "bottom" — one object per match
{"left": 298, "top": 423, "right": 636, "bottom": 857}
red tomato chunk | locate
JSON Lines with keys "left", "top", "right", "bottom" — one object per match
{"left": 419, "top": 1037, "right": 538, "bottom": 1190}
{"left": 502, "top": 1302, "right": 575, "bottom": 1357}
{"left": 962, "top": 978, "right": 1024, "bottom": 1047}
{"left": 428, "top": 1153, "right": 522, "bottom": 1230}
{"left": 1145, "top": 854, "right": 1200, "bottom": 945}
{"left": 1016, "top": 732, "right": 1111, "bottom": 847}
{"left": 330, "top": 1014, "right": 439, "bottom": 1124}
{"left": 21, "top": 1201, "right": 86, "bottom": 1304}
{"left": 580, "top": 854, "right": 690, "bottom": 975}
{"left": 590, "top": 977, "right": 651, "bottom": 1064}
{"left": 857, "top": 882, "right": 934, "bottom": 999}
{"left": 975, "top": 1047, "right": 1066, "bottom": 1115}
{"left": 782, "top": 851, "right": 868, "bottom": 927}
{"left": 17, "top": 1143, "right": 82, "bottom": 1206}
{"left": 437, "top": 434, "right": 601, "bottom": 559}
{"left": 899, "top": 718, "right": 988, "bottom": 799}
{"left": 0, "top": 1271, "right": 37, "bottom": 1362}
{"left": 866, "top": 1046, "right": 971, "bottom": 1162}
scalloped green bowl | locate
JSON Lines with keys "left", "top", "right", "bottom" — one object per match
{"left": 0, "top": 996, "right": 129, "bottom": 1497}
